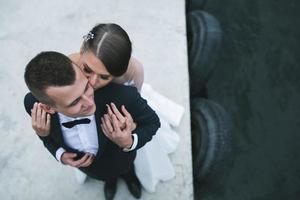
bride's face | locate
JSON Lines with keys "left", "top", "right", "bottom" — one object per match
{"left": 79, "top": 51, "right": 114, "bottom": 90}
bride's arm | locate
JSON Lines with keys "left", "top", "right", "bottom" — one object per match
{"left": 128, "top": 57, "right": 144, "bottom": 92}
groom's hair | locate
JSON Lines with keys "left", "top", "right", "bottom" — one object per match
{"left": 24, "top": 51, "right": 75, "bottom": 106}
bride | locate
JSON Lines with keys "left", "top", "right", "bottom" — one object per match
{"left": 30, "top": 23, "right": 181, "bottom": 193}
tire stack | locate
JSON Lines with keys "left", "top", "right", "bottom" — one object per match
{"left": 186, "top": 1, "right": 234, "bottom": 198}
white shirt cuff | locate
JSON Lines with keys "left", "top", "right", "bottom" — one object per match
{"left": 123, "top": 133, "right": 138, "bottom": 152}
{"left": 55, "top": 147, "right": 66, "bottom": 163}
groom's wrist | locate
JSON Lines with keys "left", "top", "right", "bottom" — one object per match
{"left": 124, "top": 135, "right": 134, "bottom": 149}
{"left": 123, "top": 134, "right": 138, "bottom": 152}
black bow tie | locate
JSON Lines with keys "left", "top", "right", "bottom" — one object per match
{"left": 62, "top": 118, "right": 91, "bottom": 128}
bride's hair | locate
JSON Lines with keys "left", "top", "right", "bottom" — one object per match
{"left": 82, "top": 23, "right": 132, "bottom": 77}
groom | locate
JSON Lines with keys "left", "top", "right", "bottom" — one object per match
{"left": 24, "top": 51, "right": 160, "bottom": 200}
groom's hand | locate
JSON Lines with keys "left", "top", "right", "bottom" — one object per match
{"left": 61, "top": 152, "right": 94, "bottom": 168}
{"left": 101, "top": 114, "right": 133, "bottom": 149}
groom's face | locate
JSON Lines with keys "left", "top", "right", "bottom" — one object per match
{"left": 45, "top": 64, "right": 96, "bottom": 118}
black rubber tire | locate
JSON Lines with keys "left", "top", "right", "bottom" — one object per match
{"left": 191, "top": 98, "right": 233, "bottom": 185}
{"left": 186, "top": 0, "right": 208, "bottom": 12}
{"left": 187, "top": 11, "right": 222, "bottom": 97}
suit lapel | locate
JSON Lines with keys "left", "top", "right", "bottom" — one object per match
{"left": 95, "top": 108, "right": 107, "bottom": 157}
{"left": 51, "top": 113, "right": 65, "bottom": 145}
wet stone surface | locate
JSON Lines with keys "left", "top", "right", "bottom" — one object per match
{"left": 195, "top": 0, "right": 300, "bottom": 199}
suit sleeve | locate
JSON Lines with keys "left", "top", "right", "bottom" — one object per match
{"left": 24, "top": 92, "right": 60, "bottom": 160}
{"left": 125, "top": 87, "right": 161, "bottom": 150}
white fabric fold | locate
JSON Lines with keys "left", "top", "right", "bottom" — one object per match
{"left": 141, "top": 83, "right": 184, "bottom": 127}
{"left": 134, "top": 83, "right": 182, "bottom": 192}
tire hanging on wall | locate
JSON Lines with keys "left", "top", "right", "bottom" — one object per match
{"left": 187, "top": 11, "right": 222, "bottom": 97}
{"left": 191, "top": 98, "right": 233, "bottom": 185}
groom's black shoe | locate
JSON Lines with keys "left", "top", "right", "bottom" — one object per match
{"left": 104, "top": 179, "right": 117, "bottom": 200}
{"left": 122, "top": 168, "right": 141, "bottom": 199}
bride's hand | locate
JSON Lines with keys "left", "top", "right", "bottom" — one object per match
{"left": 106, "top": 103, "right": 137, "bottom": 131}
{"left": 31, "top": 102, "right": 51, "bottom": 137}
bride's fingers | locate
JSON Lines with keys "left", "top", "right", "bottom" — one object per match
{"left": 103, "top": 114, "right": 114, "bottom": 132}
{"left": 46, "top": 113, "right": 51, "bottom": 130}
{"left": 106, "top": 104, "right": 114, "bottom": 117}
{"left": 31, "top": 103, "right": 38, "bottom": 128}
{"left": 41, "top": 108, "right": 46, "bottom": 126}
{"left": 124, "top": 118, "right": 131, "bottom": 132}
{"left": 36, "top": 103, "right": 43, "bottom": 127}
{"left": 110, "top": 103, "right": 126, "bottom": 124}
{"left": 121, "top": 105, "right": 137, "bottom": 131}
{"left": 101, "top": 118, "right": 111, "bottom": 137}
{"left": 111, "top": 114, "right": 121, "bottom": 132}
{"left": 121, "top": 105, "right": 132, "bottom": 118}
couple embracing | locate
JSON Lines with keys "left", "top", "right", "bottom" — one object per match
{"left": 24, "top": 23, "right": 178, "bottom": 200}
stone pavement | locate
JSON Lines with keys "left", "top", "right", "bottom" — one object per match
{"left": 0, "top": 0, "right": 193, "bottom": 199}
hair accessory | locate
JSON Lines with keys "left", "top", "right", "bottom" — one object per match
{"left": 83, "top": 32, "right": 94, "bottom": 42}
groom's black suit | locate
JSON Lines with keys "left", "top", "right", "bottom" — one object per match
{"left": 24, "top": 83, "right": 160, "bottom": 181}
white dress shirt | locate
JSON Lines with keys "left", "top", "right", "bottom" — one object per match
{"left": 55, "top": 113, "right": 99, "bottom": 161}
{"left": 55, "top": 113, "right": 138, "bottom": 162}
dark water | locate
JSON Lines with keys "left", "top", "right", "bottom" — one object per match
{"left": 201, "top": 0, "right": 300, "bottom": 199}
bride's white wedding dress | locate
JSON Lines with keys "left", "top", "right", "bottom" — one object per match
{"left": 134, "top": 83, "right": 183, "bottom": 192}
